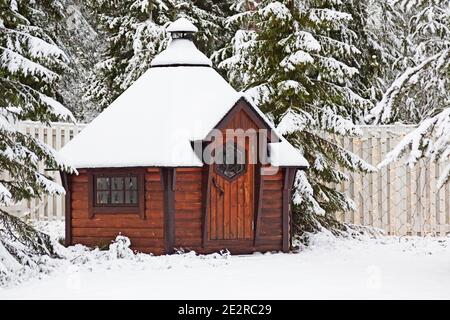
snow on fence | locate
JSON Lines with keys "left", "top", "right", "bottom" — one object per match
{"left": 1, "top": 122, "right": 449, "bottom": 236}
{"left": 0, "top": 121, "right": 85, "bottom": 220}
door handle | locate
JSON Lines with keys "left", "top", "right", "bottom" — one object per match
{"left": 212, "top": 177, "right": 224, "bottom": 196}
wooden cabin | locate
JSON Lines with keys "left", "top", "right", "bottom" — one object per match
{"left": 59, "top": 18, "right": 308, "bottom": 255}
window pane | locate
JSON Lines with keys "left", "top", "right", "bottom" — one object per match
{"left": 111, "top": 190, "right": 124, "bottom": 204}
{"left": 125, "top": 177, "right": 137, "bottom": 190}
{"left": 96, "top": 177, "right": 110, "bottom": 190}
{"left": 111, "top": 177, "right": 124, "bottom": 190}
{"left": 125, "top": 191, "right": 138, "bottom": 204}
{"left": 96, "top": 191, "right": 110, "bottom": 204}
{"left": 216, "top": 144, "right": 245, "bottom": 180}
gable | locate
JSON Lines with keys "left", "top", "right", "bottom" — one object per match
{"left": 206, "top": 97, "right": 280, "bottom": 142}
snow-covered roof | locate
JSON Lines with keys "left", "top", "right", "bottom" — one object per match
{"left": 60, "top": 19, "right": 308, "bottom": 170}
{"left": 269, "top": 138, "right": 308, "bottom": 167}
{"left": 152, "top": 18, "right": 210, "bottom": 67}
{"left": 166, "top": 17, "right": 198, "bottom": 33}
{"left": 151, "top": 39, "right": 212, "bottom": 67}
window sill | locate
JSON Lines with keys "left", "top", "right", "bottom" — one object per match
{"left": 92, "top": 206, "right": 141, "bottom": 214}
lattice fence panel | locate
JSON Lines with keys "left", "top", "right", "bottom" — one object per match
{"left": 331, "top": 126, "right": 450, "bottom": 236}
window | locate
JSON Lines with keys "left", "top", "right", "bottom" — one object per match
{"left": 94, "top": 175, "right": 139, "bottom": 206}
{"left": 88, "top": 170, "right": 145, "bottom": 219}
{"left": 215, "top": 143, "right": 246, "bottom": 180}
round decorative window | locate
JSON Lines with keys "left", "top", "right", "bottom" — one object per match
{"left": 215, "top": 143, "right": 246, "bottom": 180}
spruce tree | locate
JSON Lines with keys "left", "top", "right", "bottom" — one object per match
{"left": 83, "top": 0, "right": 173, "bottom": 116}
{"left": 46, "top": 0, "right": 101, "bottom": 120}
{"left": 174, "top": 0, "right": 234, "bottom": 57}
{"left": 214, "top": 0, "right": 376, "bottom": 233}
{"left": 0, "top": 0, "right": 74, "bottom": 276}
{"left": 366, "top": 0, "right": 449, "bottom": 124}
{"left": 367, "top": 0, "right": 449, "bottom": 189}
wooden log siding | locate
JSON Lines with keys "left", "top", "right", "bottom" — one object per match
{"left": 60, "top": 171, "right": 72, "bottom": 246}
{"left": 68, "top": 168, "right": 165, "bottom": 254}
{"left": 162, "top": 168, "right": 176, "bottom": 253}
{"left": 257, "top": 169, "right": 284, "bottom": 252}
{"left": 4, "top": 121, "right": 449, "bottom": 238}
{"left": 175, "top": 168, "right": 204, "bottom": 249}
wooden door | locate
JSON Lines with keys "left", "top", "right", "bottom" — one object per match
{"left": 208, "top": 140, "right": 254, "bottom": 241}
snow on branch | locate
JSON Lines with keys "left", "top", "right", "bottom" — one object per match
{"left": 316, "top": 55, "right": 359, "bottom": 81}
{"left": 2, "top": 28, "right": 68, "bottom": 61}
{"left": 259, "top": 2, "right": 292, "bottom": 21}
{"left": 0, "top": 47, "right": 58, "bottom": 82}
{"left": 315, "top": 107, "right": 362, "bottom": 137}
{"left": 309, "top": 8, "right": 352, "bottom": 25}
{"left": 379, "top": 108, "right": 450, "bottom": 189}
{"left": 39, "top": 94, "right": 75, "bottom": 122}
{"left": 317, "top": 35, "right": 361, "bottom": 55}
{"left": 293, "top": 170, "right": 326, "bottom": 215}
{"left": 280, "top": 50, "right": 314, "bottom": 71}
{"left": 0, "top": 183, "right": 12, "bottom": 206}
{"left": 277, "top": 80, "right": 309, "bottom": 96}
{"left": 283, "top": 31, "right": 321, "bottom": 52}
{"left": 35, "top": 172, "right": 66, "bottom": 196}
{"left": 367, "top": 50, "right": 449, "bottom": 124}
{"left": 277, "top": 109, "right": 315, "bottom": 134}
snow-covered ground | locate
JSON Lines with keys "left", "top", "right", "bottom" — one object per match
{"left": 0, "top": 221, "right": 449, "bottom": 299}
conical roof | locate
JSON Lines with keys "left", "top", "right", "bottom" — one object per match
{"left": 60, "top": 19, "right": 308, "bottom": 169}
{"left": 166, "top": 17, "right": 198, "bottom": 33}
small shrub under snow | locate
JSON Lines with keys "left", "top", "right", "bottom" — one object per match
{"left": 108, "top": 235, "right": 135, "bottom": 260}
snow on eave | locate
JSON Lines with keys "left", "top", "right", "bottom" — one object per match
{"left": 202, "top": 94, "right": 282, "bottom": 141}
{"left": 269, "top": 138, "right": 309, "bottom": 168}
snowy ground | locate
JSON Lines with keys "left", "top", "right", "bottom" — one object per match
{"left": 0, "top": 221, "right": 449, "bottom": 299}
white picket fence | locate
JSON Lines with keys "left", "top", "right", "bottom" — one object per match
{"left": 1, "top": 121, "right": 85, "bottom": 220}
{"left": 1, "top": 122, "right": 449, "bottom": 236}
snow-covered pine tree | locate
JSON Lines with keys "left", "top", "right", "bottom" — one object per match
{"left": 214, "top": 0, "right": 376, "bottom": 233}
{"left": 366, "top": 0, "right": 449, "bottom": 125}
{"left": 379, "top": 108, "right": 449, "bottom": 189}
{"left": 366, "top": 0, "right": 449, "bottom": 189}
{"left": 0, "top": 0, "right": 75, "bottom": 277}
{"left": 44, "top": 0, "right": 101, "bottom": 120}
{"left": 83, "top": 0, "right": 173, "bottom": 116}
{"left": 174, "top": 0, "right": 234, "bottom": 58}
{"left": 341, "top": 0, "right": 386, "bottom": 118}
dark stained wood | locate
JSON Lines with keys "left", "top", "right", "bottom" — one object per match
{"left": 202, "top": 165, "right": 212, "bottom": 247}
{"left": 60, "top": 171, "right": 72, "bottom": 246}
{"left": 69, "top": 167, "right": 165, "bottom": 253}
{"left": 72, "top": 227, "right": 164, "bottom": 238}
{"left": 72, "top": 236, "right": 164, "bottom": 250}
{"left": 72, "top": 217, "right": 163, "bottom": 228}
{"left": 162, "top": 168, "right": 175, "bottom": 254}
{"left": 253, "top": 164, "right": 264, "bottom": 246}
{"left": 206, "top": 98, "right": 280, "bottom": 143}
{"left": 138, "top": 173, "right": 146, "bottom": 219}
{"left": 258, "top": 169, "right": 284, "bottom": 247}
{"left": 172, "top": 168, "right": 203, "bottom": 250}
{"left": 87, "top": 173, "right": 94, "bottom": 219}
{"left": 287, "top": 168, "right": 298, "bottom": 251}
{"left": 206, "top": 106, "right": 258, "bottom": 246}
{"left": 282, "top": 168, "right": 297, "bottom": 252}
